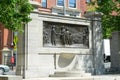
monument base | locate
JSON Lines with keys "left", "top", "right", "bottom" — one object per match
{"left": 0, "top": 75, "right": 22, "bottom": 80}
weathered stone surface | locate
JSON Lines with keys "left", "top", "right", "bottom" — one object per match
{"left": 0, "top": 75, "right": 22, "bottom": 80}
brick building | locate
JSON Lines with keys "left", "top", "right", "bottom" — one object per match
{"left": 30, "top": 0, "right": 87, "bottom": 17}
{"left": 0, "top": 24, "right": 13, "bottom": 64}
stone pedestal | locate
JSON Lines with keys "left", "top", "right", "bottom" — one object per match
{"left": 0, "top": 75, "right": 22, "bottom": 80}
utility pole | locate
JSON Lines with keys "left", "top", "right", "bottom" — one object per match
{"left": 63, "top": 0, "right": 66, "bottom": 15}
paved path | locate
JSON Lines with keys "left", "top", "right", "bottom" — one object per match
{"left": 4, "top": 70, "right": 15, "bottom": 75}
{"left": 22, "top": 75, "right": 120, "bottom": 80}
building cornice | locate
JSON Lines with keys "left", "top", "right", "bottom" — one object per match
{"left": 29, "top": 1, "right": 41, "bottom": 8}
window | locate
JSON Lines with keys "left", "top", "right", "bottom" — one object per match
{"left": 57, "top": 0, "right": 64, "bottom": 6}
{"left": 86, "top": 0, "right": 91, "bottom": 3}
{"left": 42, "top": 0, "right": 47, "bottom": 8}
{"left": 70, "top": 14, "right": 76, "bottom": 17}
{"left": 69, "top": 0, "right": 76, "bottom": 8}
{"left": 58, "top": 13, "right": 64, "bottom": 15}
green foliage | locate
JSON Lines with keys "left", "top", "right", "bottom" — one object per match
{"left": 102, "top": 15, "right": 120, "bottom": 38}
{"left": 0, "top": 0, "right": 33, "bottom": 31}
{"left": 91, "top": 0, "right": 120, "bottom": 38}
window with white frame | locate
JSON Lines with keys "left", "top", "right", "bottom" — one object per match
{"left": 69, "top": 0, "right": 76, "bottom": 8}
{"left": 57, "top": 0, "right": 64, "bottom": 6}
{"left": 42, "top": 0, "right": 47, "bottom": 8}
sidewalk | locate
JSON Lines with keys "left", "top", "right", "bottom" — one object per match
{"left": 1, "top": 74, "right": 120, "bottom": 80}
{"left": 22, "top": 75, "right": 120, "bottom": 80}
{"left": 23, "top": 77, "right": 93, "bottom": 80}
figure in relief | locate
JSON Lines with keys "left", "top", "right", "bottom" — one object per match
{"left": 64, "top": 28, "right": 72, "bottom": 45}
{"left": 60, "top": 26, "right": 66, "bottom": 45}
{"left": 82, "top": 28, "right": 89, "bottom": 47}
{"left": 51, "top": 25, "right": 58, "bottom": 45}
{"left": 43, "top": 31, "right": 49, "bottom": 44}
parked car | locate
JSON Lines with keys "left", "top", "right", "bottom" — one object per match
{"left": 0, "top": 65, "right": 10, "bottom": 75}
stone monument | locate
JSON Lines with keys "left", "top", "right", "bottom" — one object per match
{"left": 16, "top": 12, "right": 105, "bottom": 78}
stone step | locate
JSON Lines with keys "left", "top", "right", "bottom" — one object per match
{"left": 50, "top": 73, "right": 91, "bottom": 77}
{"left": 54, "top": 70, "right": 85, "bottom": 74}
{"left": 0, "top": 75, "right": 22, "bottom": 80}
{"left": 23, "top": 77, "right": 93, "bottom": 80}
{"left": 50, "top": 70, "right": 91, "bottom": 77}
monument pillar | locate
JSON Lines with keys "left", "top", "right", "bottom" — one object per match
{"left": 85, "top": 12, "right": 105, "bottom": 74}
{"left": 110, "top": 31, "right": 120, "bottom": 71}
{"left": 16, "top": 1, "right": 41, "bottom": 78}
{"left": 16, "top": 27, "right": 26, "bottom": 78}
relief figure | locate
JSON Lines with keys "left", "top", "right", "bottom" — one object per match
{"left": 82, "top": 28, "right": 89, "bottom": 47}
{"left": 43, "top": 31, "right": 49, "bottom": 44}
{"left": 51, "top": 25, "right": 58, "bottom": 45}
{"left": 64, "top": 28, "right": 72, "bottom": 45}
{"left": 60, "top": 26, "right": 66, "bottom": 45}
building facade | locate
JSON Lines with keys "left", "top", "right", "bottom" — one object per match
{"left": 30, "top": 0, "right": 87, "bottom": 17}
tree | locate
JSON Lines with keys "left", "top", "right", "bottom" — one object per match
{"left": 89, "top": 0, "right": 120, "bottom": 38}
{"left": 97, "top": 0, "right": 120, "bottom": 38}
{"left": 0, "top": 0, "right": 33, "bottom": 31}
